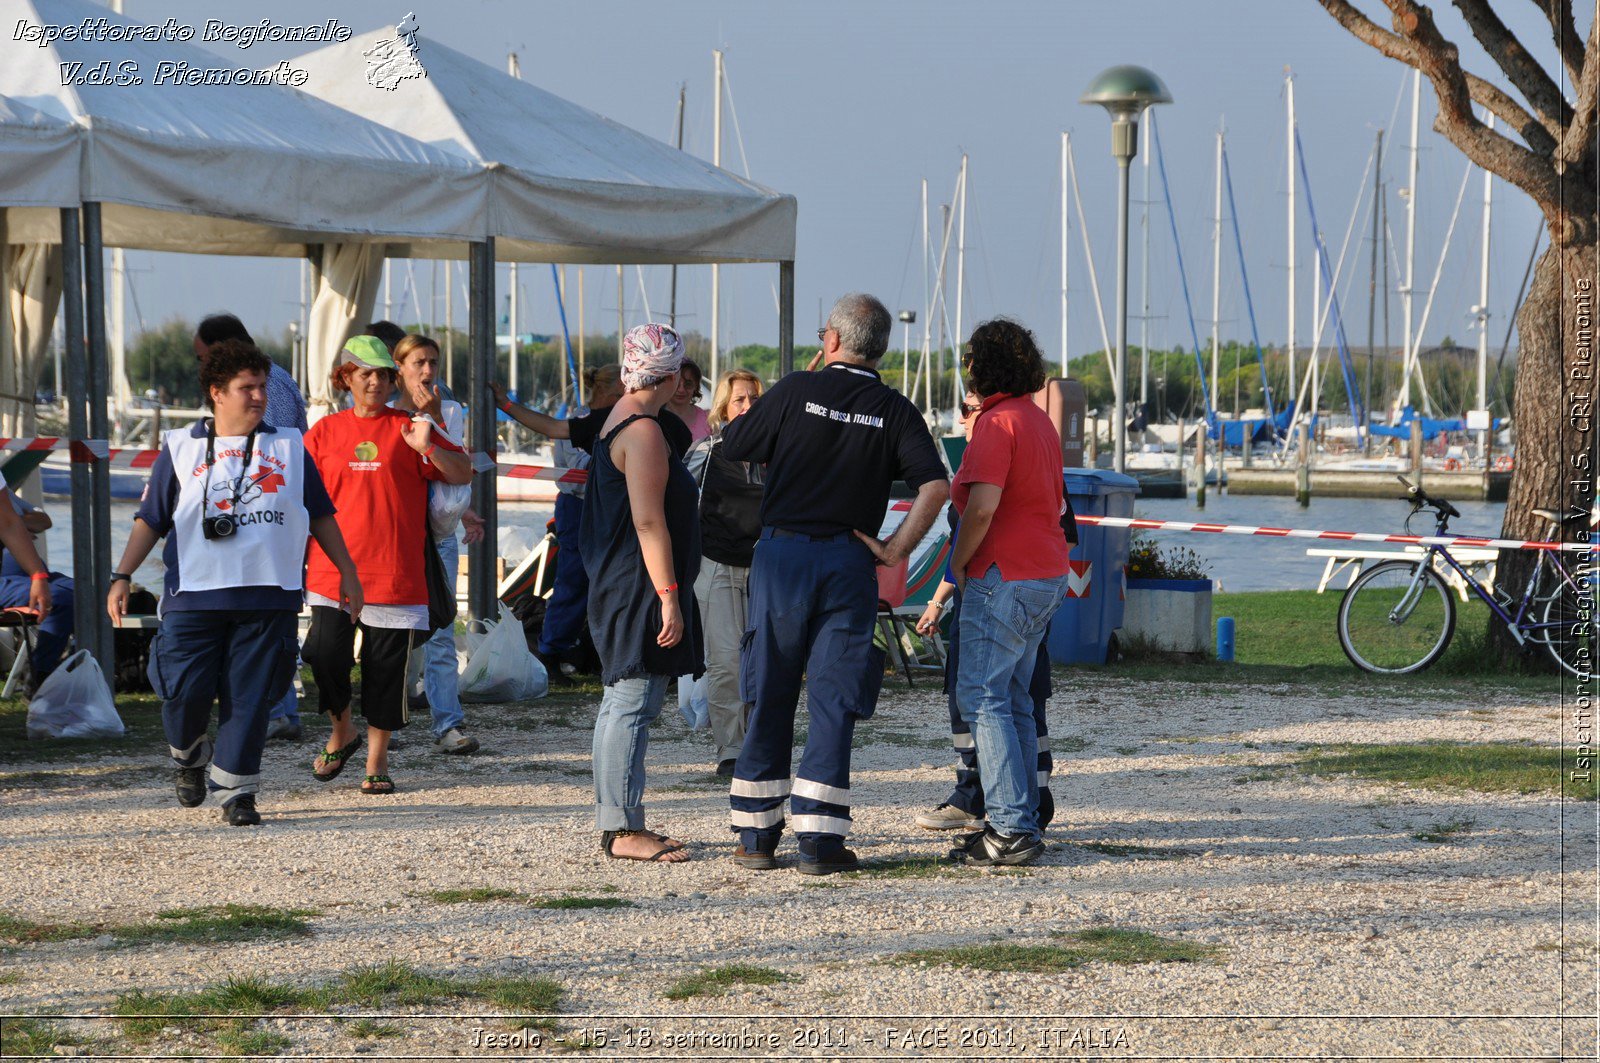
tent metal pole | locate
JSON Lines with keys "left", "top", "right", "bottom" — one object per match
{"left": 467, "top": 239, "right": 497, "bottom": 622}
{"left": 60, "top": 208, "right": 98, "bottom": 666}
{"left": 778, "top": 261, "right": 794, "bottom": 377}
{"left": 81, "top": 203, "right": 113, "bottom": 673}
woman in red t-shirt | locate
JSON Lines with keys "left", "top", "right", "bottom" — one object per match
{"left": 947, "top": 319, "right": 1072, "bottom": 868}
{"left": 301, "top": 336, "right": 473, "bottom": 794}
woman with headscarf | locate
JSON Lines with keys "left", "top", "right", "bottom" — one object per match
{"left": 684, "top": 369, "right": 764, "bottom": 776}
{"left": 581, "top": 323, "right": 704, "bottom": 862}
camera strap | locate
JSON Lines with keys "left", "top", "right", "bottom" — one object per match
{"left": 202, "top": 419, "right": 261, "bottom": 521}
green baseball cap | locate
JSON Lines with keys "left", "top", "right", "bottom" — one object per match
{"left": 340, "top": 334, "right": 397, "bottom": 370}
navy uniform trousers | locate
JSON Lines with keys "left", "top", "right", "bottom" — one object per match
{"left": 730, "top": 530, "right": 884, "bottom": 856}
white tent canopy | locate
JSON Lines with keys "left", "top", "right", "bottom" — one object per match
{"left": 0, "top": 94, "right": 78, "bottom": 208}
{"left": 0, "top": 0, "right": 487, "bottom": 253}
{"left": 292, "top": 30, "right": 797, "bottom": 265}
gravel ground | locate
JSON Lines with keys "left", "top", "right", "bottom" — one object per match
{"left": 1, "top": 669, "right": 1594, "bottom": 1060}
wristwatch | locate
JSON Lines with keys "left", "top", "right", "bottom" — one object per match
{"left": 110, "top": 572, "right": 132, "bottom": 584}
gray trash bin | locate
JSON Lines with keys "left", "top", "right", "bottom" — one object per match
{"left": 1047, "top": 469, "right": 1140, "bottom": 665}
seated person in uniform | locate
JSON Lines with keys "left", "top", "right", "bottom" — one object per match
{"left": 0, "top": 491, "right": 73, "bottom": 687}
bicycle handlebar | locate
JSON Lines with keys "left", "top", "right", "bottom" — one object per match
{"left": 1394, "top": 475, "right": 1461, "bottom": 519}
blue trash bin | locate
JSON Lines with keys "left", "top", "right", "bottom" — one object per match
{"left": 1048, "top": 469, "right": 1140, "bottom": 665}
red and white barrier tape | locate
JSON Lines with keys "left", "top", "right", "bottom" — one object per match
{"left": 17, "top": 439, "right": 1590, "bottom": 554}
{"left": 1075, "top": 514, "right": 1595, "bottom": 554}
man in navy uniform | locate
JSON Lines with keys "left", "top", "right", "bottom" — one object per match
{"left": 722, "top": 293, "right": 949, "bottom": 874}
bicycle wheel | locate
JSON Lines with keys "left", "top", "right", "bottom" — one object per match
{"left": 1338, "top": 560, "right": 1457, "bottom": 674}
{"left": 1540, "top": 581, "right": 1598, "bottom": 679}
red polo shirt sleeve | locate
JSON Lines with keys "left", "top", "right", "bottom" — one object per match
{"left": 953, "top": 395, "right": 1071, "bottom": 582}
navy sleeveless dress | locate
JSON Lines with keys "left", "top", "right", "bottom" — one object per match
{"left": 580, "top": 413, "right": 705, "bottom": 685}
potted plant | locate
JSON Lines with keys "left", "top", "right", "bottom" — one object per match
{"left": 1121, "top": 538, "right": 1214, "bottom": 655}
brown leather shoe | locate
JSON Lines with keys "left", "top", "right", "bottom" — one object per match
{"left": 732, "top": 845, "right": 778, "bottom": 870}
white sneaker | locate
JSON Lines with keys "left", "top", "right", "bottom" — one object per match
{"left": 915, "top": 803, "right": 984, "bottom": 831}
{"left": 433, "top": 728, "right": 480, "bottom": 755}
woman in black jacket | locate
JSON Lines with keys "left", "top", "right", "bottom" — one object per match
{"left": 685, "top": 370, "right": 765, "bottom": 776}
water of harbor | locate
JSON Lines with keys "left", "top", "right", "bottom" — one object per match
{"left": 50, "top": 493, "right": 1506, "bottom": 595}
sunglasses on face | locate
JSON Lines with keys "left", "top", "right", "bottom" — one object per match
{"left": 960, "top": 401, "right": 981, "bottom": 418}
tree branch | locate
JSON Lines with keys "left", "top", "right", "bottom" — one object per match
{"left": 1315, "top": 0, "right": 1558, "bottom": 153}
{"left": 1453, "top": 0, "right": 1572, "bottom": 129}
{"left": 1539, "top": 0, "right": 1586, "bottom": 85}
{"left": 1383, "top": 1, "right": 1566, "bottom": 214}
{"left": 1555, "top": 10, "right": 1599, "bottom": 169}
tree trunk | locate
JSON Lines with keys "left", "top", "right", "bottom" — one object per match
{"left": 1489, "top": 228, "right": 1599, "bottom": 665}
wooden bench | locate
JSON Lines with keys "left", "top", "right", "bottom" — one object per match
{"left": 1307, "top": 546, "right": 1498, "bottom": 601}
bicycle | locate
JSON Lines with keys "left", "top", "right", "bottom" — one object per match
{"left": 1336, "top": 476, "right": 1596, "bottom": 676}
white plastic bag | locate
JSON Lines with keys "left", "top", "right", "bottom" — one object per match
{"left": 26, "top": 650, "right": 124, "bottom": 740}
{"left": 458, "top": 606, "right": 548, "bottom": 703}
{"left": 677, "top": 673, "right": 709, "bottom": 730}
{"left": 427, "top": 481, "right": 472, "bottom": 540}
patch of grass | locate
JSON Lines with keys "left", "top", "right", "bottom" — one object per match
{"left": 0, "top": 692, "right": 166, "bottom": 765}
{"left": 114, "top": 962, "right": 562, "bottom": 1045}
{"left": 1412, "top": 818, "right": 1474, "bottom": 843}
{"left": 427, "top": 888, "right": 523, "bottom": 904}
{"left": 1232, "top": 767, "right": 1286, "bottom": 785}
{"left": 663, "top": 964, "right": 796, "bottom": 1001}
{"left": 214, "top": 1026, "right": 292, "bottom": 1056}
{"left": 348, "top": 1018, "right": 403, "bottom": 1039}
{"left": 895, "top": 928, "right": 1221, "bottom": 973}
{"left": 529, "top": 896, "right": 633, "bottom": 911}
{"left": 0, "top": 1017, "right": 84, "bottom": 1056}
{"left": 0, "top": 969, "right": 23, "bottom": 985}
{"left": 1113, "top": 745, "right": 1141, "bottom": 756}
{"left": 1052, "top": 735, "right": 1090, "bottom": 753}
{"left": 508, "top": 761, "right": 590, "bottom": 776}
{"left": 1076, "top": 841, "right": 1196, "bottom": 861}
{"left": 1294, "top": 742, "right": 1593, "bottom": 800}
{"left": 0, "top": 911, "right": 99, "bottom": 943}
{"left": 862, "top": 728, "right": 946, "bottom": 750}
{"left": 115, "top": 904, "right": 317, "bottom": 945}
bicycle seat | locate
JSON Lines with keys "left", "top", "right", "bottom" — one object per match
{"left": 1532, "top": 507, "right": 1597, "bottom": 529}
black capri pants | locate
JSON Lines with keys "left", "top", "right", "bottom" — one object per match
{"left": 302, "top": 606, "right": 420, "bottom": 732}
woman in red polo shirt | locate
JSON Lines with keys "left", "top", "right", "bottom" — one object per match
{"left": 947, "top": 319, "right": 1072, "bottom": 868}
{"left": 302, "top": 336, "right": 473, "bottom": 794}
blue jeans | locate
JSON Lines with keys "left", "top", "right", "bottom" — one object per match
{"left": 0, "top": 556, "right": 73, "bottom": 683}
{"left": 955, "top": 566, "right": 1069, "bottom": 839}
{"left": 422, "top": 535, "right": 465, "bottom": 737}
{"left": 540, "top": 492, "right": 588, "bottom": 655}
{"left": 592, "top": 672, "right": 670, "bottom": 830}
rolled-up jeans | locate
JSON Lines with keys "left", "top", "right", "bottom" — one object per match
{"left": 955, "top": 565, "right": 1069, "bottom": 840}
{"left": 420, "top": 535, "right": 465, "bottom": 738}
{"left": 593, "top": 673, "right": 671, "bottom": 830}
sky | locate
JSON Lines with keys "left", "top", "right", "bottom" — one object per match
{"left": 90, "top": 0, "right": 1583, "bottom": 379}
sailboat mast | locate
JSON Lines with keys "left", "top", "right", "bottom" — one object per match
{"left": 508, "top": 51, "right": 521, "bottom": 402}
{"left": 1400, "top": 69, "right": 1420, "bottom": 412}
{"left": 1140, "top": 117, "right": 1151, "bottom": 408}
{"left": 710, "top": 50, "right": 724, "bottom": 382}
{"left": 1060, "top": 132, "right": 1069, "bottom": 379}
{"left": 920, "top": 178, "right": 931, "bottom": 408}
{"left": 670, "top": 82, "right": 685, "bottom": 329}
{"left": 1477, "top": 114, "right": 1494, "bottom": 444}
{"left": 1210, "top": 123, "right": 1223, "bottom": 428}
{"left": 1366, "top": 129, "right": 1383, "bottom": 434}
{"left": 953, "top": 153, "right": 968, "bottom": 418}
{"left": 1285, "top": 70, "right": 1296, "bottom": 413}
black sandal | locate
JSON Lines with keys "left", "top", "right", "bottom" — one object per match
{"left": 601, "top": 829, "right": 685, "bottom": 862}
{"left": 313, "top": 736, "right": 363, "bottom": 782}
{"left": 360, "top": 774, "right": 396, "bottom": 795}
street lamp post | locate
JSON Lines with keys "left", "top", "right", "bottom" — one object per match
{"left": 898, "top": 309, "right": 916, "bottom": 396}
{"left": 1081, "top": 65, "right": 1172, "bottom": 475}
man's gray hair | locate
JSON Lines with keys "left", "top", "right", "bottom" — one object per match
{"left": 827, "top": 293, "right": 893, "bottom": 362}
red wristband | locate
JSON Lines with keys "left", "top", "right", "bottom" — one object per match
{"left": 423, "top": 443, "right": 437, "bottom": 457}
{"left": 29, "top": 572, "right": 48, "bottom": 582}
{"left": 499, "top": 400, "right": 514, "bottom": 413}
{"left": 657, "top": 583, "right": 678, "bottom": 596}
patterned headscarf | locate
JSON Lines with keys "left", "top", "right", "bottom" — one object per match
{"left": 621, "top": 323, "right": 685, "bottom": 391}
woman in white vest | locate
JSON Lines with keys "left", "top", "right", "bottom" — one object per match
{"left": 108, "top": 339, "right": 364, "bottom": 826}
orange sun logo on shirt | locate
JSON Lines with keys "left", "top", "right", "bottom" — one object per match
{"left": 354, "top": 441, "right": 379, "bottom": 461}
